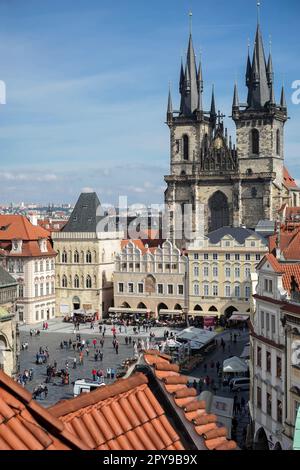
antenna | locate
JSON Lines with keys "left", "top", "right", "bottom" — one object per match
{"left": 189, "top": 11, "right": 193, "bottom": 35}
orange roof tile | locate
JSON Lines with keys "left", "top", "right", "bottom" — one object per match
{"left": 259, "top": 253, "right": 300, "bottom": 293}
{"left": 0, "top": 371, "right": 89, "bottom": 451}
{"left": 0, "top": 215, "right": 50, "bottom": 241}
{"left": 283, "top": 167, "right": 298, "bottom": 189}
{"left": 143, "top": 351, "right": 237, "bottom": 451}
{"left": 49, "top": 373, "right": 184, "bottom": 451}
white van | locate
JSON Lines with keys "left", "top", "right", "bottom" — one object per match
{"left": 231, "top": 377, "right": 250, "bottom": 392}
{"left": 73, "top": 379, "right": 105, "bottom": 397}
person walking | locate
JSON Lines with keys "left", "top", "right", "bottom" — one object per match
{"left": 73, "top": 357, "right": 77, "bottom": 369}
{"left": 79, "top": 352, "right": 84, "bottom": 366}
{"left": 93, "top": 338, "right": 97, "bottom": 349}
{"left": 92, "top": 369, "right": 97, "bottom": 381}
{"left": 99, "top": 351, "right": 103, "bottom": 362}
{"left": 115, "top": 341, "right": 119, "bottom": 355}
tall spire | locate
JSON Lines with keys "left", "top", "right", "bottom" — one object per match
{"left": 210, "top": 85, "right": 217, "bottom": 127}
{"left": 233, "top": 83, "right": 239, "bottom": 109}
{"left": 167, "top": 87, "right": 173, "bottom": 114}
{"left": 179, "top": 29, "right": 199, "bottom": 116}
{"left": 280, "top": 85, "right": 287, "bottom": 110}
{"left": 248, "top": 24, "right": 270, "bottom": 109}
{"left": 179, "top": 60, "right": 185, "bottom": 94}
{"left": 267, "top": 53, "right": 274, "bottom": 86}
{"left": 246, "top": 43, "right": 252, "bottom": 87}
{"left": 197, "top": 56, "right": 204, "bottom": 93}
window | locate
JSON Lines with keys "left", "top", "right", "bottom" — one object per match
{"left": 158, "top": 284, "right": 163, "bottom": 295}
{"left": 213, "top": 253, "right": 218, "bottom": 261}
{"left": 261, "top": 311, "right": 265, "bottom": 329}
{"left": 128, "top": 283, "right": 134, "bottom": 293}
{"left": 118, "top": 283, "right": 124, "bottom": 293}
{"left": 19, "top": 285, "right": 24, "bottom": 298}
{"left": 225, "top": 241, "right": 230, "bottom": 247}
{"left": 225, "top": 254, "right": 231, "bottom": 261}
{"left": 194, "top": 266, "right": 199, "bottom": 277}
{"left": 213, "top": 266, "right": 218, "bottom": 277}
{"left": 168, "top": 285, "right": 174, "bottom": 295}
{"left": 213, "top": 285, "right": 218, "bottom": 296}
{"left": 74, "top": 251, "right": 79, "bottom": 263}
{"left": 276, "top": 357, "right": 282, "bottom": 378}
{"left": 35, "top": 284, "right": 39, "bottom": 297}
{"left": 40, "top": 261, "right": 43, "bottom": 272}
{"left": 86, "top": 276, "right": 92, "bottom": 289}
{"left": 266, "top": 351, "right": 271, "bottom": 372}
{"left": 62, "top": 251, "right": 67, "bottom": 263}
{"left": 271, "top": 315, "right": 276, "bottom": 334}
{"left": 46, "top": 260, "right": 50, "bottom": 271}
{"left": 74, "top": 276, "right": 79, "bottom": 289}
{"left": 34, "top": 261, "right": 38, "bottom": 272}
{"left": 183, "top": 135, "right": 189, "bottom": 161}
{"left": 225, "top": 267, "right": 231, "bottom": 278}
{"left": 266, "top": 313, "right": 270, "bottom": 332}
{"left": 234, "top": 285, "right": 240, "bottom": 298}
{"left": 257, "top": 346, "right": 262, "bottom": 367}
{"left": 35, "top": 311, "right": 39, "bottom": 322}
{"left": 204, "top": 254, "right": 209, "bottom": 260}
{"left": 138, "top": 283, "right": 144, "bottom": 294}
{"left": 245, "top": 254, "right": 251, "bottom": 261}
{"left": 86, "top": 251, "right": 92, "bottom": 264}
{"left": 245, "top": 267, "right": 251, "bottom": 278}
{"left": 51, "top": 282, "right": 55, "bottom": 294}
{"left": 194, "top": 253, "right": 199, "bottom": 260}
{"left": 40, "top": 284, "right": 44, "bottom": 297}
{"left": 256, "top": 254, "right": 261, "bottom": 261}
{"left": 252, "top": 128, "right": 260, "bottom": 155}
{"left": 178, "top": 285, "right": 184, "bottom": 295}
{"left": 276, "top": 129, "right": 280, "bottom": 156}
{"left": 46, "top": 282, "right": 50, "bottom": 295}
{"left": 225, "top": 285, "right": 231, "bottom": 297}
{"left": 8, "top": 260, "right": 14, "bottom": 273}
{"left": 17, "top": 260, "right": 23, "bottom": 273}
{"left": 62, "top": 276, "right": 68, "bottom": 288}
{"left": 257, "top": 387, "right": 262, "bottom": 409}
{"left": 204, "top": 285, "right": 209, "bottom": 296}
{"left": 235, "top": 254, "right": 240, "bottom": 261}
{"left": 194, "top": 284, "right": 200, "bottom": 296}
{"left": 264, "top": 279, "right": 273, "bottom": 294}
{"left": 203, "top": 266, "right": 209, "bottom": 277}
{"left": 277, "top": 400, "right": 282, "bottom": 423}
{"left": 51, "top": 260, "right": 54, "bottom": 270}
{"left": 245, "top": 286, "right": 251, "bottom": 299}
{"left": 267, "top": 393, "right": 272, "bottom": 416}
{"left": 235, "top": 267, "right": 240, "bottom": 278}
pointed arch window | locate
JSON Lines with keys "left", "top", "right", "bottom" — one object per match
{"left": 183, "top": 135, "right": 189, "bottom": 161}
{"left": 74, "top": 275, "right": 80, "bottom": 289}
{"left": 276, "top": 129, "right": 280, "bottom": 156}
{"left": 74, "top": 251, "right": 79, "bottom": 263}
{"left": 251, "top": 129, "right": 260, "bottom": 155}
{"left": 62, "top": 251, "right": 68, "bottom": 263}
{"left": 86, "top": 275, "right": 92, "bottom": 289}
{"left": 86, "top": 251, "right": 92, "bottom": 264}
{"left": 62, "top": 275, "right": 68, "bottom": 288}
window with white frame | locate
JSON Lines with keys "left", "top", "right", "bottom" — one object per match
{"left": 194, "top": 266, "right": 199, "bottom": 277}
{"left": 271, "top": 315, "right": 276, "bottom": 334}
{"left": 178, "top": 285, "right": 184, "bottom": 295}
{"left": 157, "top": 284, "right": 164, "bottom": 294}
{"left": 204, "top": 284, "right": 209, "bottom": 296}
{"left": 266, "top": 313, "right": 270, "bottom": 332}
{"left": 194, "top": 283, "right": 200, "bottom": 296}
{"left": 168, "top": 285, "right": 174, "bottom": 295}
{"left": 235, "top": 254, "right": 240, "bottom": 261}
{"left": 40, "top": 261, "right": 43, "bottom": 272}
{"left": 204, "top": 253, "right": 209, "bottom": 260}
{"left": 225, "top": 254, "right": 231, "bottom": 261}
{"left": 194, "top": 253, "right": 199, "bottom": 260}
{"left": 245, "top": 254, "right": 251, "bottom": 261}
{"left": 213, "top": 266, "right": 218, "bottom": 277}
{"left": 245, "top": 286, "right": 251, "bottom": 298}
{"left": 264, "top": 279, "right": 273, "bottom": 294}
{"left": 261, "top": 311, "right": 265, "bottom": 330}
{"left": 225, "top": 267, "right": 231, "bottom": 278}
{"left": 118, "top": 283, "right": 124, "bottom": 293}
{"left": 212, "top": 285, "right": 218, "bottom": 296}
{"left": 225, "top": 285, "right": 231, "bottom": 297}
{"left": 203, "top": 266, "right": 209, "bottom": 277}
{"left": 256, "top": 254, "right": 261, "bottom": 261}
{"left": 235, "top": 267, "right": 240, "bottom": 278}
{"left": 138, "top": 283, "right": 144, "bottom": 294}
{"left": 46, "top": 283, "right": 50, "bottom": 295}
{"left": 34, "top": 261, "right": 38, "bottom": 272}
{"left": 213, "top": 253, "right": 218, "bottom": 261}
{"left": 245, "top": 267, "right": 251, "bottom": 278}
{"left": 234, "top": 285, "right": 240, "bottom": 298}
{"left": 40, "top": 284, "right": 44, "bottom": 297}
{"left": 128, "top": 283, "right": 134, "bottom": 293}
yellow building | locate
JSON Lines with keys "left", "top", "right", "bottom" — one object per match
{"left": 187, "top": 227, "right": 268, "bottom": 320}
{"left": 53, "top": 192, "right": 122, "bottom": 319}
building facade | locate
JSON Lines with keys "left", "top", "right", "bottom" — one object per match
{"left": 187, "top": 227, "right": 268, "bottom": 319}
{"left": 113, "top": 240, "right": 188, "bottom": 319}
{"left": 53, "top": 192, "right": 122, "bottom": 319}
{"left": 0, "top": 265, "right": 19, "bottom": 377}
{"left": 0, "top": 215, "right": 56, "bottom": 324}
{"left": 165, "top": 19, "right": 300, "bottom": 247}
{"left": 250, "top": 251, "right": 300, "bottom": 450}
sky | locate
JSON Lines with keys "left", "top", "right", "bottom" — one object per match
{"left": 0, "top": 0, "right": 299, "bottom": 206}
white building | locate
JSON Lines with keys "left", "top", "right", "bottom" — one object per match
{"left": 0, "top": 215, "right": 56, "bottom": 324}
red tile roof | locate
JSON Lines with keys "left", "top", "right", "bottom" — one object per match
{"left": 143, "top": 351, "right": 237, "bottom": 451}
{"left": 0, "top": 371, "right": 89, "bottom": 450}
{"left": 0, "top": 215, "right": 56, "bottom": 258}
{"left": 283, "top": 167, "right": 298, "bottom": 189}
{"left": 259, "top": 253, "right": 300, "bottom": 293}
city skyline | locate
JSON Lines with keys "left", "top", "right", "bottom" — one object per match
{"left": 0, "top": 0, "right": 299, "bottom": 205}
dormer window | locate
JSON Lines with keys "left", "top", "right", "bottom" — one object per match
{"left": 11, "top": 239, "right": 22, "bottom": 254}
{"left": 38, "top": 239, "right": 48, "bottom": 253}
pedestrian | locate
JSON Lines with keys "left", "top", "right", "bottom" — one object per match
{"left": 99, "top": 351, "right": 103, "bottom": 361}
{"left": 79, "top": 352, "right": 84, "bottom": 365}
{"left": 93, "top": 339, "right": 97, "bottom": 349}
{"left": 73, "top": 357, "right": 77, "bottom": 369}
{"left": 85, "top": 347, "right": 89, "bottom": 357}
{"left": 205, "top": 375, "right": 210, "bottom": 388}
{"left": 106, "top": 368, "right": 111, "bottom": 379}
{"left": 99, "top": 325, "right": 102, "bottom": 334}
{"left": 129, "top": 336, "right": 132, "bottom": 345}
{"left": 92, "top": 369, "right": 97, "bottom": 381}
{"left": 125, "top": 336, "right": 128, "bottom": 345}
{"left": 94, "top": 352, "right": 98, "bottom": 362}
{"left": 115, "top": 341, "right": 119, "bottom": 355}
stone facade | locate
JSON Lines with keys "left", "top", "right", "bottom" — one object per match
{"left": 113, "top": 240, "right": 188, "bottom": 318}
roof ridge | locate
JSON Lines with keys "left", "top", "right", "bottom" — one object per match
{"left": 49, "top": 372, "right": 148, "bottom": 418}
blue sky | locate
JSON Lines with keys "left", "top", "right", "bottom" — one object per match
{"left": 0, "top": 0, "right": 299, "bottom": 205}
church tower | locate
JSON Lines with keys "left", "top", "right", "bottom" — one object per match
{"left": 232, "top": 21, "right": 288, "bottom": 228}
{"left": 165, "top": 32, "right": 238, "bottom": 247}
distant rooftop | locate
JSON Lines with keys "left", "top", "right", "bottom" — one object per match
{"left": 207, "top": 226, "right": 267, "bottom": 245}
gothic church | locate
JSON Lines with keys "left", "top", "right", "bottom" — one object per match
{"left": 164, "top": 19, "right": 300, "bottom": 246}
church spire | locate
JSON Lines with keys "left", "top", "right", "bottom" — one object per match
{"left": 179, "top": 60, "right": 185, "bottom": 94}
{"left": 210, "top": 85, "right": 217, "bottom": 127}
{"left": 267, "top": 52, "right": 274, "bottom": 86}
{"left": 280, "top": 85, "right": 287, "bottom": 110}
{"left": 167, "top": 88, "right": 173, "bottom": 114}
{"left": 233, "top": 83, "right": 239, "bottom": 109}
{"left": 179, "top": 33, "right": 199, "bottom": 116}
{"left": 248, "top": 24, "right": 270, "bottom": 109}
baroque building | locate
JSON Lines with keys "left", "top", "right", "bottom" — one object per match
{"left": 165, "top": 20, "right": 300, "bottom": 247}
